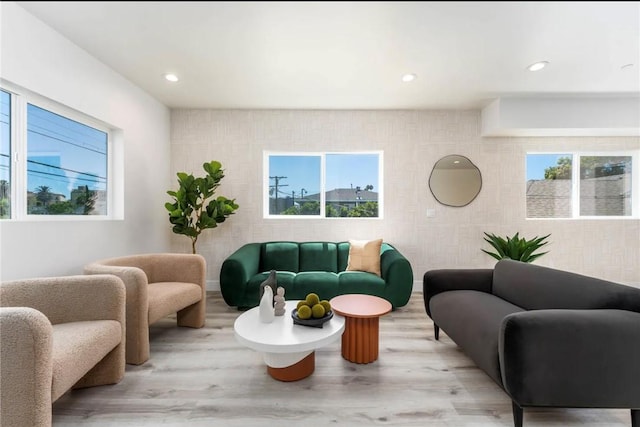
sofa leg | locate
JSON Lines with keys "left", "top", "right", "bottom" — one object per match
{"left": 512, "top": 401, "right": 523, "bottom": 427}
{"left": 631, "top": 409, "right": 639, "bottom": 427}
{"left": 434, "top": 324, "right": 440, "bottom": 340}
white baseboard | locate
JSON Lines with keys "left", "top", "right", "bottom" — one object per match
{"left": 412, "top": 280, "right": 422, "bottom": 292}
{"left": 207, "top": 280, "right": 220, "bottom": 291}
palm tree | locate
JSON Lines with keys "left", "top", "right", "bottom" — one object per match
{"left": 35, "top": 185, "right": 54, "bottom": 207}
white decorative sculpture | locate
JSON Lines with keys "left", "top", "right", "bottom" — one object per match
{"left": 259, "top": 286, "right": 275, "bottom": 323}
{"left": 259, "top": 270, "right": 277, "bottom": 307}
{"left": 274, "top": 287, "right": 286, "bottom": 316}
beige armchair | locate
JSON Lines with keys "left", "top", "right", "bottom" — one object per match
{"left": 0, "top": 275, "right": 126, "bottom": 427}
{"left": 84, "top": 253, "right": 206, "bottom": 365}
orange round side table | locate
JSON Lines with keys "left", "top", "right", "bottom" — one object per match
{"left": 329, "top": 294, "right": 392, "bottom": 364}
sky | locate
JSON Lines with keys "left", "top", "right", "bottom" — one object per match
{"left": 269, "top": 155, "right": 321, "bottom": 199}
{"left": 1, "top": 93, "right": 108, "bottom": 199}
{"left": 26, "top": 103, "right": 107, "bottom": 198}
{"left": 526, "top": 153, "right": 569, "bottom": 181}
{"left": 269, "top": 153, "right": 379, "bottom": 199}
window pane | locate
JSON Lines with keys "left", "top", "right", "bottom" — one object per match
{"left": 27, "top": 104, "right": 107, "bottom": 215}
{"left": 526, "top": 154, "right": 572, "bottom": 218}
{"left": 325, "top": 153, "right": 379, "bottom": 217}
{"left": 0, "top": 90, "right": 10, "bottom": 219}
{"left": 580, "top": 156, "right": 632, "bottom": 216}
{"left": 268, "top": 155, "right": 321, "bottom": 215}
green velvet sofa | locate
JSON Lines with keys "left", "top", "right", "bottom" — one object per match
{"left": 220, "top": 241, "right": 413, "bottom": 309}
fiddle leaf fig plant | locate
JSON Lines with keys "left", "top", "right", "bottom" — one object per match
{"left": 482, "top": 232, "right": 550, "bottom": 263}
{"left": 165, "top": 160, "right": 239, "bottom": 254}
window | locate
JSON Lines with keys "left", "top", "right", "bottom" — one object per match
{"left": 526, "top": 153, "right": 637, "bottom": 218}
{"left": 1, "top": 90, "right": 10, "bottom": 219}
{"left": 265, "top": 152, "right": 382, "bottom": 218}
{"left": 268, "top": 155, "right": 321, "bottom": 216}
{"left": 27, "top": 104, "right": 108, "bottom": 215}
{"left": 579, "top": 156, "right": 632, "bottom": 216}
{"left": 0, "top": 85, "right": 112, "bottom": 219}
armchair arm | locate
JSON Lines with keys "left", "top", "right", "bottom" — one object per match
{"left": 499, "top": 309, "right": 640, "bottom": 408}
{"left": 423, "top": 268, "right": 493, "bottom": 317}
{"left": 0, "top": 275, "right": 126, "bottom": 325}
{"left": 380, "top": 245, "right": 413, "bottom": 308}
{"left": 220, "top": 243, "right": 261, "bottom": 307}
{"left": 138, "top": 253, "right": 206, "bottom": 287}
{"left": 84, "top": 263, "right": 151, "bottom": 364}
{"left": 0, "top": 307, "right": 53, "bottom": 427}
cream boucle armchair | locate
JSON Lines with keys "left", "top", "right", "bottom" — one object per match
{"left": 0, "top": 275, "right": 126, "bottom": 427}
{"left": 84, "top": 253, "right": 206, "bottom": 365}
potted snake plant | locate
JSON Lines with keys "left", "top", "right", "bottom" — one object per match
{"left": 482, "top": 232, "right": 550, "bottom": 263}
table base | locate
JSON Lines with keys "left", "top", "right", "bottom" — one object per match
{"left": 267, "top": 352, "right": 315, "bottom": 381}
{"left": 342, "top": 317, "right": 380, "bottom": 364}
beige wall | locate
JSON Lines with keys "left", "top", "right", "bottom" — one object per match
{"left": 170, "top": 109, "right": 640, "bottom": 288}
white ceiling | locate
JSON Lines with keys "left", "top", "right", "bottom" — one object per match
{"left": 16, "top": 1, "right": 640, "bottom": 110}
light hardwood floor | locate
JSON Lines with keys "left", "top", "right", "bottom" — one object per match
{"left": 52, "top": 292, "right": 632, "bottom": 426}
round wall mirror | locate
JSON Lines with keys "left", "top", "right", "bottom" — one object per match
{"left": 429, "top": 155, "right": 482, "bottom": 207}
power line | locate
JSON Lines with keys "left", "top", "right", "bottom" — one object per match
{"left": 27, "top": 158, "right": 106, "bottom": 180}
{"left": 28, "top": 128, "right": 106, "bottom": 155}
{"left": 28, "top": 104, "right": 108, "bottom": 144}
{"left": 0, "top": 154, "right": 107, "bottom": 188}
{"left": 29, "top": 122, "right": 106, "bottom": 153}
{"left": 0, "top": 122, "right": 107, "bottom": 155}
{"left": 27, "top": 169, "right": 105, "bottom": 185}
{"left": 1, "top": 106, "right": 107, "bottom": 149}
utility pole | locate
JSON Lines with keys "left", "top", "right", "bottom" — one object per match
{"left": 269, "top": 176, "right": 288, "bottom": 213}
{"left": 291, "top": 190, "right": 296, "bottom": 206}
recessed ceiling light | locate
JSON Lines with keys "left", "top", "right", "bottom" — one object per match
{"left": 402, "top": 73, "right": 417, "bottom": 82}
{"left": 164, "top": 73, "right": 179, "bottom": 82}
{"left": 526, "top": 61, "right": 549, "bottom": 72}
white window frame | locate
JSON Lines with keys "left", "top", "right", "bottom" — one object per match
{"left": 526, "top": 151, "right": 639, "bottom": 220}
{"left": 263, "top": 151, "right": 384, "bottom": 219}
{"left": 0, "top": 88, "right": 17, "bottom": 219}
{"left": 0, "top": 82, "right": 116, "bottom": 221}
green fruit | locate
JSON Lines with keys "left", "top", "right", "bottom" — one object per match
{"left": 306, "top": 293, "right": 320, "bottom": 306}
{"left": 297, "top": 300, "right": 309, "bottom": 310}
{"left": 320, "top": 300, "right": 331, "bottom": 313}
{"left": 311, "top": 303, "right": 325, "bottom": 319}
{"left": 297, "top": 305, "right": 312, "bottom": 320}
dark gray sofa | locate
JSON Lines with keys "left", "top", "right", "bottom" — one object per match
{"left": 423, "top": 259, "right": 640, "bottom": 427}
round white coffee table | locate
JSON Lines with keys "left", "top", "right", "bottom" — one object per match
{"left": 234, "top": 300, "right": 345, "bottom": 381}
